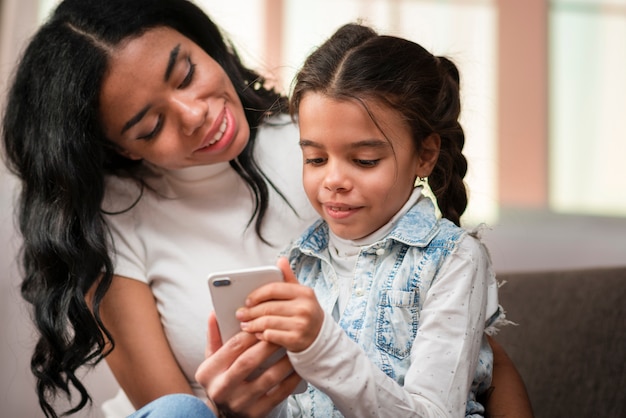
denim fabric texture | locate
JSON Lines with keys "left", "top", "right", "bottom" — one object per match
{"left": 128, "top": 394, "right": 215, "bottom": 418}
{"left": 284, "top": 197, "right": 494, "bottom": 417}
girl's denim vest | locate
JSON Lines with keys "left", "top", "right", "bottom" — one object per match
{"left": 285, "top": 197, "right": 493, "bottom": 417}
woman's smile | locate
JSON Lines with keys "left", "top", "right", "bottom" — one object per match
{"left": 194, "top": 105, "right": 235, "bottom": 154}
{"left": 99, "top": 27, "right": 250, "bottom": 170}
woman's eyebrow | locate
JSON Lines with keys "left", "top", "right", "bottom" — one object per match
{"left": 121, "top": 44, "right": 182, "bottom": 134}
{"left": 122, "top": 104, "right": 150, "bottom": 134}
{"left": 164, "top": 43, "right": 181, "bottom": 82}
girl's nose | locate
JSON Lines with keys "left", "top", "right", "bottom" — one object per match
{"left": 171, "top": 94, "right": 208, "bottom": 136}
{"left": 323, "top": 162, "right": 351, "bottom": 192}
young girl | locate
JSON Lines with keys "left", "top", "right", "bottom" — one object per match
{"left": 235, "top": 23, "right": 506, "bottom": 417}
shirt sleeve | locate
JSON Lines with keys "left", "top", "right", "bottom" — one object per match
{"left": 287, "top": 234, "right": 495, "bottom": 418}
{"left": 102, "top": 177, "right": 148, "bottom": 283}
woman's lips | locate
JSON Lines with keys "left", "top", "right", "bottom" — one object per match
{"left": 195, "top": 107, "right": 233, "bottom": 153}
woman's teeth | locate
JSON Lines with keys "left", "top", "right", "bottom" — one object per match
{"left": 209, "top": 116, "right": 228, "bottom": 145}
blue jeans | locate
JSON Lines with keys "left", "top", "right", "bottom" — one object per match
{"left": 128, "top": 394, "right": 215, "bottom": 418}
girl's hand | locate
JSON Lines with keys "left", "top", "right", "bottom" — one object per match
{"left": 235, "top": 257, "right": 324, "bottom": 353}
{"left": 195, "top": 311, "right": 302, "bottom": 418}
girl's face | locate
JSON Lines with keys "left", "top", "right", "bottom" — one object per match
{"left": 99, "top": 27, "right": 250, "bottom": 170}
{"left": 298, "top": 93, "right": 437, "bottom": 240}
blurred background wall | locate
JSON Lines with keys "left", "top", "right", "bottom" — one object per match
{"left": 2, "top": 0, "right": 625, "bottom": 416}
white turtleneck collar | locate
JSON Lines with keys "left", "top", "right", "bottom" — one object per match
{"left": 329, "top": 186, "right": 423, "bottom": 258}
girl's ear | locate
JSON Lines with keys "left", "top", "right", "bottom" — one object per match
{"left": 416, "top": 133, "right": 441, "bottom": 178}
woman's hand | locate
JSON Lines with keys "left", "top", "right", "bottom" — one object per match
{"left": 195, "top": 311, "right": 302, "bottom": 418}
{"left": 235, "top": 257, "right": 324, "bottom": 353}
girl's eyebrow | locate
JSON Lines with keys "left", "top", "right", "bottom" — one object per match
{"left": 299, "top": 139, "right": 388, "bottom": 148}
{"left": 121, "top": 43, "right": 181, "bottom": 134}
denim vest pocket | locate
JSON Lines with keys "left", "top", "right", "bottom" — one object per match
{"left": 375, "top": 289, "right": 420, "bottom": 359}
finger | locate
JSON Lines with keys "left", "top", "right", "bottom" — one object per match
{"left": 228, "top": 339, "right": 284, "bottom": 383}
{"left": 253, "top": 351, "right": 300, "bottom": 391}
{"left": 237, "top": 371, "right": 302, "bottom": 418}
{"left": 248, "top": 322, "right": 316, "bottom": 352}
{"left": 277, "top": 256, "right": 298, "bottom": 284}
{"left": 245, "top": 280, "right": 315, "bottom": 310}
{"left": 201, "top": 343, "right": 297, "bottom": 417}
{"left": 206, "top": 311, "right": 223, "bottom": 358}
{"left": 196, "top": 330, "right": 259, "bottom": 386}
{"left": 241, "top": 284, "right": 319, "bottom": 323}
{"left": 222, "top": 367, "right": 300, "bottom": 418}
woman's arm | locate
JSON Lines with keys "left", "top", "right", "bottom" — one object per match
{"left": 484, "top": 336, "right": 534, "bottom": 418}
{"left": 93, "top": 275, "right": 193, "bottom": 409}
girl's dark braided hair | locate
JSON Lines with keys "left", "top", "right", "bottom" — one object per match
{"left": 290, "top": 23, "right": 468, "bottom": 226}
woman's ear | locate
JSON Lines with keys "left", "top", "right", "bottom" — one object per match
{"left": 112, "top": 144, "right": 142, "bottom": 160}
{"left": 107, "top": 139, "right": 142, "bottom": 160}
{"left": 416, "top": 133, "right": 441, "bottom": 178}
{"left": 118, "top": 149, "right": 142, "bottom": 160}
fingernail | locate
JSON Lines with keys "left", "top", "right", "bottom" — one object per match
{"left": 235, "top": 308, "right": 244, "bottom": 320}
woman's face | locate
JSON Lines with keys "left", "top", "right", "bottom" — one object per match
{"left": 298, "top": 93, "right": 430, "bottom": 241}
{"left": 99, "top": 27, "right": 250, "bottom": 170}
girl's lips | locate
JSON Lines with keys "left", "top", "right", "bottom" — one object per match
{"left": 323, "top": 203, "right": 362, "bottom": 220}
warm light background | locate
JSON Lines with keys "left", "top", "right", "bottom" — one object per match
{"left": 2, "top": 0, "right": 625, "bottom": 416}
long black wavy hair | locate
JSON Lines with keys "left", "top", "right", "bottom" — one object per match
{"left": 1, "top": 0, "right": 288, "bottom": 416}
{"left": 291, "top": 23, "right": 468, "bottom": 226}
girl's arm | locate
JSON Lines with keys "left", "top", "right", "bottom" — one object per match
{"left": 240, "top": 238, "right": 494, "bottom": 417}
{"left": 93, "top": 275, "right": 193, "bottom": 408}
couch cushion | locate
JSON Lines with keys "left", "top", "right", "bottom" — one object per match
{"left": 496, "top": 267, "right": 626, "bottom": 418}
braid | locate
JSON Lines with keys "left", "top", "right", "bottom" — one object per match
{"left": 428, "top": 56, "right": 468, "bottom": 227}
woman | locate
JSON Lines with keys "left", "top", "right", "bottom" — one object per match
{"left": 1, "top": 0, "right": 531, "bottom": 417}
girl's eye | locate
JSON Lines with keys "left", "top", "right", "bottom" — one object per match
{"left": 138, "top": 116, "right": 163, "bottom": 141}
{"left": 179, "top": 57, "right": 196, "bottom": 89}
{"left": 355, "top": 159, "right": 380, "bottom": 167}
{"left": 304, "top": 158, "right": 326, "bottom": 166}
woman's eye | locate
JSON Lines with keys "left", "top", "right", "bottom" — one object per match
{"left": 178, "top": 57, "right": 196, "bottom": 89}
{"left": 138, "top": 116, "right": 163, "bottom": 141}
{"left": 304, "top": 158, "right": 326, "bottom": 166}
{"left": 355, "top": 159, "right": 380, "bottom": 167}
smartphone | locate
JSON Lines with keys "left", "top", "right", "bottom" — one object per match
{"left": 207, "top": 266, "right": 307, "bottom": 394}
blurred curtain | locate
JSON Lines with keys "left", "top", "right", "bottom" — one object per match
{"left": 1, "top": 0, "right": 39, "bottom": 101}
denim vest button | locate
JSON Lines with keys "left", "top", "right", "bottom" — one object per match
{"left": 376, "top": 248, "right": 385, "bottom": 256}
{"left": 355, "top": 288, "right": 364, "bottom": 296}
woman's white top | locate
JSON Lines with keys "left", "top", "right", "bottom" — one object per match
{"left": 100, "top": 116, "right": 316, "bottom": 416}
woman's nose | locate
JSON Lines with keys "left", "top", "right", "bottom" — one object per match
{"left": 171, "top": 94, "right": 208, "bottom": 136}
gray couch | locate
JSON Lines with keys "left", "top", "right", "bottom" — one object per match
{"left": 496, "top": 266, "right": 626, "bottom": 418}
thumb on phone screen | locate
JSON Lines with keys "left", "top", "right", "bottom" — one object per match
{"left": 205, "top": 311, "right": 223, "bottom": 358}
{"left": 276, "top": 257, "right": 298, "bottom": 285}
